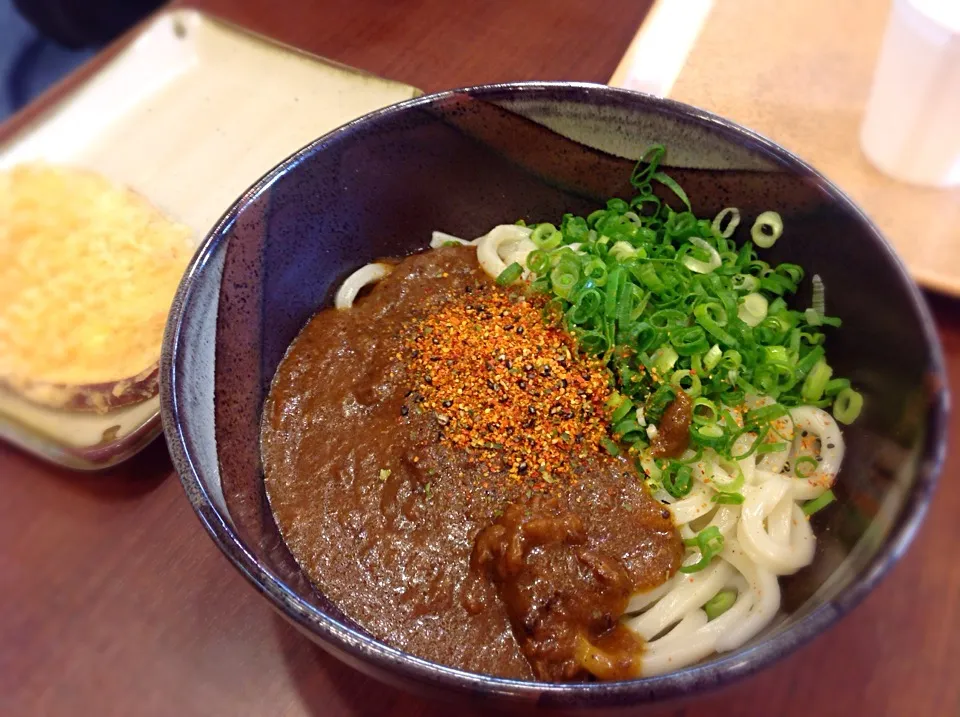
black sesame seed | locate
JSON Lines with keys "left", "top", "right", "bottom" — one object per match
{"left": 518, "top": 462, "right": 528, "bottom": 475}
{"left": 505, "top": 359, "right": 513, "bottom": 370}
{"left": 411, "top": 349, "right": 419, "bottom": 358}
{"left": 424, "top": 375, "right": 433, "bottom": 385}
{"left": 528, "top": 406, "right": 536, "bottom": 415}
{"left": 442, "top": 399, "right": 453, "bottom": 408}
{"left": 504, "top": 325, "right": 514, "bottom": 331}
{"left": 516, "top": 326, "right": 525, "bottom": 335}
{"left": 400, "top": 405, "right": 409, "bottom": 416}
{"left": 518, "top": 379, "right": 527, "bottom": 390}
{"left": 661, "top": 509, "right": 671, "bottom": 520}
{"left": 429, "top": 356, "right": 440, "bottom": 362}
{"left": 826, "top": 443, "right": 835, "bottom": 449}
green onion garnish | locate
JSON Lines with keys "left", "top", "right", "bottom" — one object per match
{"left": 794, "top": 455, "right": 819, "bottom": 478}
{"left": 802, "top": 489, "right": 836, "bottom": 516}
{"left": 751, "top": 211, "right": 783, "bottom": 248}
{"left": 712, "top": 492, "right": 745, "bottom": 505}
{"left": 600, "top": 437, "right": 621, "bottom": 456}
{"left": 833, "top": 388, "right": 863, "bottom": 425}
{"left": 703, "top": 589, "right": 737, "bottom": 620}
{"left": 495, "top": 262, "right": 524, "bottom": 286}
{"left": 680, "top": 526, "right": 725, "bottom": 573}
{"left": 510, "top": 145, "right": 858, "bottom": 463}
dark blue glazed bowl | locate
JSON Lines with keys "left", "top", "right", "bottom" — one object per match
{"left": 160, "top": 82, "right": 949, "bottom": 710}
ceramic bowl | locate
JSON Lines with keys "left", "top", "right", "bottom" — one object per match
{"left": 160, "top": 82, "right": 948, "bottom": 710}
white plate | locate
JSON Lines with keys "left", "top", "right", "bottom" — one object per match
{"left": 0, "top": 8, "right": 421, "bottom": 469}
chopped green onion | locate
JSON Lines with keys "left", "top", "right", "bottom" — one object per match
{"left": 531, "top": 223, "right": 562, "bottom": 249}
{"left": 703, "top": 344, "right": 723, "bottom": 370}
{"left": 526, "top": 249, "right": 550, "bottom": 275}
{"left": 692, "top": 397, "right": 719, "bottom": 425}
{"left": 511, "top": 144, "right": 858, "bottom": 479}
{"left": 833, "top": 388, "right": 863, "bottom": 424}
{"left": 495, "top": 262, "right": 523, "bottom": 286}
{"left": 751, "top": 211, "right": 783, "bottom": 248}
{"left": 825, "top": 378, "right": 851, "bottom": 397}
{"left": 600, "top": 437, "right": 621, "bottom": 456}
{"left": 662, "top": 461, "right": 693, "bottom": 498}
{"left": 691, "top": 423, "right": 727, "bottom": 449}
{"left": 651, "top": 170, "right": 692, "bottom": 210}
{"left": 712, "top": 208, "right": 741, "bottom": 238}
{"left": 550, "top": 261, "right": 580, "bottom": 300}
{"left": 670, "top": 370, "right": 702, "bottom": 397}
{"left": 755, "top": 441, "right": 787, "bottom": 455}
{"left": 681, "top": 237, "right": 722, "bottom": 274}
{"left": 704, "top": 589, "right": 737, "bottom": 620}
{"left": 811, "top": 274, "right": 825, "bottom": 315}
{"left": 738, "top": 292, "right": 769, "bottom": 327}
{"left": 712, "top": 492, "right": 745, "bottom": 505}
{"left": 802, "top": 359, "right": 833, "bottom": 402}
{"left": 680, "top": 526, "right": 725, "bottom": 573}
{"left": 610, "top": 396, "right": 635, "bottom": 423}
{"left": 610, "top": 241, "right": 638, "bottom": 260}
{"left": 794, "top": 455, "right": 819, "bottom": 478}
{"left": 745, "top": 402, "right": 788, "bottom": 425}
{"left": 802, "top": 489, "right": 836, "bottom": 516}
{"left": 651, "top": 346, "right": 679, "bottom": 375}
{"left": 671, "top": 326, "right": 710, "bottom": 356}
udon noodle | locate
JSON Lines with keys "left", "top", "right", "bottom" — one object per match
{"left": 335, "top": 223, "right": 846, "bottom": 676}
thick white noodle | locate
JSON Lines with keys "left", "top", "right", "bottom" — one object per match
{"left": 738, "top": 478, "right": 816, "bottom": 575}
{"left": 474, "top": 224, "right": 536, "bottom": 280}
{"left": 334, "top": 263, "right": 393, "bottom": 310}
{"left": 789, "top": 406, "right": 844, "bottom": 500}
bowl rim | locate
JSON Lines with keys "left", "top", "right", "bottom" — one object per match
{"left": 160, "top": 80, "right": 950, "bottom": 703}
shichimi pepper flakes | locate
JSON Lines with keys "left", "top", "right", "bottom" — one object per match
{"left": 402, "top": 284, "right": 615, "bottom": 490}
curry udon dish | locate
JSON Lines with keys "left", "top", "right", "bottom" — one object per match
{"left": 261, "top": 146, "right": 862, "bottom": 682}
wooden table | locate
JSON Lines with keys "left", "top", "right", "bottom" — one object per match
{"left": 2, "top": 1, "right": 958, "bottom": 715}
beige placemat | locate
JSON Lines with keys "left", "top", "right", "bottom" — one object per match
{"left": 615, "top": 0, "right": 960, "bottom": 295}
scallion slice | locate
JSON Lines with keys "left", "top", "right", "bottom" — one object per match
{"left": 495, "top": 262, "right": 523, "bottom": 286}
{"left": 704, "top": 589, "right": 737, "bottom": 619}
{"left": 802, "top": 489, "right": 836, "bottom": 516}
{"left": 833, "top": 388, "right": 863, "bottom": 424}
{"left": 751, "top": 211, "right": 783, "bottom": 248}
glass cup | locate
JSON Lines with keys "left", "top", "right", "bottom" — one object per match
{"left": 860, "top": 0, "right": 960, "bottom": 188}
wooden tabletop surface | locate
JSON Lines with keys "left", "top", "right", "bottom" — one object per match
{"left": 2, "top": 1, "right": 958, "bottom": 715}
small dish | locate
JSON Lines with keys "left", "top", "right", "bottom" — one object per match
{"left": 0, "top": 8, "right": 420, "bottom": 468}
